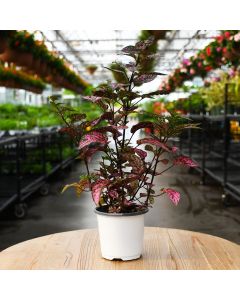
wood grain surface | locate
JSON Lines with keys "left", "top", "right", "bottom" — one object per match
{"left": 0, "top": 227, "right": 239, "bottom": 270}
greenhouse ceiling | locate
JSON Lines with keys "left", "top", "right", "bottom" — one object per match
{"left": 34, "top": 30, "right": 221, "bottom": 86}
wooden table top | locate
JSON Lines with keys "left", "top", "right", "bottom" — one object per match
{"left": 0, "top": 227, "right": 239, "bottom": 270}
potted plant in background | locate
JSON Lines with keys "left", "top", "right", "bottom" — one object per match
{"left": 50, "top": 37, "right": 198, "bottom": 261}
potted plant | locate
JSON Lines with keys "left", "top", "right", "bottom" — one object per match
{"left": 50, "top": 37, "right": 198, "bottom": 261}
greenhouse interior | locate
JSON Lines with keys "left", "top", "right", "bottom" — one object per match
{"left": 0, "top": 30, "right": 240, "bottom": 270}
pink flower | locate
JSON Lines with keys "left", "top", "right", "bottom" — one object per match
{"left": 234, "top": 32, "right": 240, "bottom": 42}
{"left": 182, "top": 58, "right": 190, "bottom": 66}
{"left": 224, "top": 31, "right": 231, "bottom": 39}
{"left": 180, "top": 68, "right": 187, "bottom": 73}
{"left": 91, "top": 179, "right": 109, "bottom": 204}
{"left": 79, "top": 132, "right": 108, "bottom": 149}
{"left": 216, "top": 35, "right": 224, "bottom": 43}
{"left": 216, "top": 47, "right": 222, "bottom": 52}
{"left": 190, "top": 68, "right": 195, "bottom": 75}
{"left": 197, "top": 62, "right": 202, "bottom": 68}
{"left": 163, "top": 188, "right": 180, "bottom": 205}
{"left": 206, "top": 46, "right": 212, "bottom": 56}
{"left": 223, "top": 47, "right": 228, "bottom": 54}
{"left": 173, "top": 155, "right": 198, "bottom": 167}
{"left": 228, "top": 68, "right": 236, "bottom": 77}
{"left": 205, "top": 65, "right": 212, "bottom": 72}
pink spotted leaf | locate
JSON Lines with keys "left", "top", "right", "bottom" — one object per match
{"left": 163, "top": 188, "right": 180, "bottom": 205}
{"left": 109, "top": 189, "right": 118, "bottom": 199}
{"left": 91, "top": 179, "right": 109, "bottom": 204}
{"left": 80, "top": 145, "right": 105, "bottom": 162}
{"left": 173, "top": 156, "right": 198, "bottom": 167}
{"left": 82, "top": 96, "right": 103, "bottom": 103}
{"left": 121, "top": 45, "right": 138, "bottom": 54}
{"left": 79, "top": 132, "right": 108, "bottom": 149}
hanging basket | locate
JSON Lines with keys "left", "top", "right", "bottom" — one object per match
{"left": 0, "top": 79, "right": 19, "bottom": 89}
{"left": 86, "top": 65, "right": 98, "bottom": 75}
{"left": 0, "top": 47, "right": 33, "bottom": 69}
{"left": 27, "top": 86, "right": 42, "bottom": 94}
{"left": 35, "top": 61, "right": 49, "bottom": 78}
{"left": 54, "top": 74, "right": 65, "bottom": 86}
{"left": 30, "top": 58, "right": 42, "bottom": 73}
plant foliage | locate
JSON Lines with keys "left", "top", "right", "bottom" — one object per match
{"left": 50, "top": 38, "right": 198, "bottom": 213}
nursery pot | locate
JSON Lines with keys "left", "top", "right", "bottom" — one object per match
{"left": 95, "top": 207, "right": 148, "bottom": 261}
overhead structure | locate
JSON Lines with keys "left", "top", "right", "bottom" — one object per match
{"left": 40, "top": 30, "right": 221, "bottom": 85}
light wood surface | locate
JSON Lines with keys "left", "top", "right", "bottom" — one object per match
{"left": 0, "top": 227, "right": 239, "bottom": 270}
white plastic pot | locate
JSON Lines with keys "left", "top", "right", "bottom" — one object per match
{"left": 95, "top": 207, "right": 148, "bottom": 261}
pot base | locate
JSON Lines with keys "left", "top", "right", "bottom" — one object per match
{"left": 102, "top": 254, "right": 141, "bottom": 261}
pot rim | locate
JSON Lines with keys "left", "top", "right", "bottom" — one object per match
{"left": 94, "top": 206, "right": 148, "bottom": 217}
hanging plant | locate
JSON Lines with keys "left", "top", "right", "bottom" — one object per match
{"left": 137, "top": 30, "right": 159, "bottom": 73}
{"left": 86, "top": 65, "right": 98, "bottom": 75}
{"left": 0, "top": 65, "right": 46, "bottom": 93}
{"left": 109, "top": 62, "right": 129, "bottom": 84}
{"left": 160, "top": 31, "right": 240, "bottom": 93}
{"left": 0, "top": 30, "right": 89, "bottom": 93}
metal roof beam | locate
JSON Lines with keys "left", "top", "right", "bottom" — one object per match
{"left": 54, "top": 30, "right": 85, "bottom": 66}
{"left": 50, "top": 37, "right": 214, "bottom": 43}
{"left": 61, "top": 48, "right": 203, "bottom": 55}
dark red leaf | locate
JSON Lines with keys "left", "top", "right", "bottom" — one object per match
{"left": 93, "top": 126, "right": 122, "bottom": 138}
{"left": 134, "top": 148, "right": 147, "bottom": 159}
{"left": 125, "top": 62, "right": 136, "bottom": 72}
{"left": 159, "top": 159, "right": 169, "bottom": 165}
{"left": 131, "top": 121, "right": 154, "bottom": 134}
{"left": 134, "top": 74, "right": 157, "bottom": 84}
{"left": 121, "top": 45, "right": 137, "bottom": 54}
{"left": 135, "top": 40, "right": 147, "bottom": 50}
{"left": 137, "top": 138, "right": 171, "bottom": 152}
{"left": 90, "top": 112, "right": 114, "bottom": 127}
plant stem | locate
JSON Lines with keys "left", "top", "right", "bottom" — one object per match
{"left": 129, "top": 152, "right": 157, "bottom": 201}
{"left": 145, "top": 150, "right": 161, "bottom": 205}
{"left": 121, "top": 68, "right": 135, "bottom": 148}
{"left": 84, "top": 158, "right": 92, "bottom": 191}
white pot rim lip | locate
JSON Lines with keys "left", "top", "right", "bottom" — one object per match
{"left": 94, "top": 206, "right": 148, "bottom": 217}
